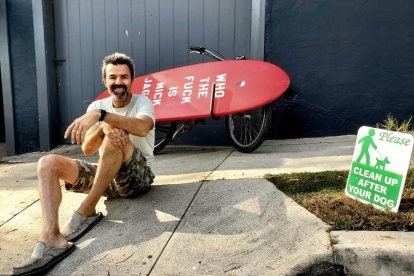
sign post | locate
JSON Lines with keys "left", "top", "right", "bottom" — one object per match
{"left": 345, "top": 126, "right": 413, "bottom": 212}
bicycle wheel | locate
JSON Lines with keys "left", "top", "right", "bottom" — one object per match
{"left": 226, "top": 104, "right": 272, "bottom": 153}
{"left": 154, "top": 121, "right": 177, "bottom": 154}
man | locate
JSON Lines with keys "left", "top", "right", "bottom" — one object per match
{"left": 13, "top": 53, "right": 155, "bottom": 275}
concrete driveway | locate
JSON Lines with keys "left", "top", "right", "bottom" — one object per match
{"left": 0, "top": 136, "right": 413, "bottom": 275}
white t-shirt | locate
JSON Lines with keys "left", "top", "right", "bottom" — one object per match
{"left": 87, "top": 94, "right": 155, "bottom": 167}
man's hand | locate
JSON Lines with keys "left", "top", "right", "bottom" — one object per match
{"left": 101, "top": 123, "right": 129, "bottom": 149}
{"left": 64, "top": 110, "right": 100, "bottom": 144}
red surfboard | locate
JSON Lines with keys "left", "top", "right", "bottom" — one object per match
{"left": 96, "top": 60, "right": 290, "bottom": 122}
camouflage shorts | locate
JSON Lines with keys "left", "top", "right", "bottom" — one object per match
{"left": 65, "top": 148, "right": 155, "bottom": 199}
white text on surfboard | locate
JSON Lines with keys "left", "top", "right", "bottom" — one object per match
{"left": 140, "top": 74, "right": 227, "bottom": 106}
{"left": 214, "top": 74, "right": 226, "bottom": 98}
{"left": 197, "top": 77, "right": 210, "bottom": 99}
{"left": 181, "top": 76, "right": 194, "bottom": 104}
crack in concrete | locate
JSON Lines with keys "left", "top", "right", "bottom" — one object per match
{"left": 0, "top": 199, "right": 39, "bottom": 228}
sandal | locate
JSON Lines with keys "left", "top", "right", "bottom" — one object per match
{"left": 60, "top": 211, "right": 103, "bottom": 242}
{"left": 13, "top": 241, "right": 75, "bottom": 276}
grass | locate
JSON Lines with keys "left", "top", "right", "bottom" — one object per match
{"left": 376, "top": 113, "right": 413, "bottom": 133}
{"left": 265, "top": 170, "right": 414, "bottom": 231}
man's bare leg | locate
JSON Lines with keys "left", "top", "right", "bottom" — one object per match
{"left": 37, "top": 137, "right": 132, "bottom": 248}
{"left": 77, "top": 137, "right": 133, "bottom": 217}
{"left": 37, "top": 155, "right": 79, "bottom": 248}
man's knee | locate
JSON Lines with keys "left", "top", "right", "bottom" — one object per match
{"left": 38, "top": 154, "right": 77, "bottom": 180}
{"left": 101, "top": 136, "right": 133, "bottom": 160}
{"left": 101, "top": 137, "right": 122, "bottom": 155}
{"left": 38, "top": 154, "right": 61, "bottom": 173}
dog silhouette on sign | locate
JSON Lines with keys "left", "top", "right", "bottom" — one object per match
{"left": 374, "top": 157, "right": 390, "bottom": 170}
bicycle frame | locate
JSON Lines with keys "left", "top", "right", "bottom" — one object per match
{"left": 155, "top": 47, "right": 228, "bottom": 152}
{"left": 154, "top": 46, "right": 277, "bottom": 154}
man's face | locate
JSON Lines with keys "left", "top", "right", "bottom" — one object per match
{"left": 103, "top": 64, "right": 133, "bottom": 102}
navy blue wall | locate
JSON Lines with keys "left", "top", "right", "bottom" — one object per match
{"left": 266, "top": 0, "right": 414, "bottom": 139}
{"left": 0, "top": 72, "right": 4, "bottom": 142}
{"left": 8, "top": 0, "right": 39, "bottom": 153}
{"left": 6, "top": 0, "right": 414, "bottom": 153}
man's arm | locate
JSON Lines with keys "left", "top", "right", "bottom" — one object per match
{"left": 82, "top": 125, "right": 103, "bottom": 156}
{"left": 64, "top": 108, "right": 153, "bottom": 145}
{"left": 102, "top": 112, "right": 153, "bottom": 137}
{"left": 64, "top": 110, "right": 101, "bottom": 144}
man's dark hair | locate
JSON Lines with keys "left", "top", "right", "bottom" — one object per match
{"left": 102, "top": 52, "right": 135, "bottom": 80}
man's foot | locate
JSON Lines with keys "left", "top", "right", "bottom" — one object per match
{"left": 60, "top": 211, "right": 104, "bottom": 242}
{"left": 13, "top": 241, "right": 75, "bottom": 276}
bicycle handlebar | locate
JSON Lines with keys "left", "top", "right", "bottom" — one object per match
{"left": 189, "top": 46, "right": 225, "bottom": 61}
{"left": 189, "top": 46, "right": 205, "bottom": 53}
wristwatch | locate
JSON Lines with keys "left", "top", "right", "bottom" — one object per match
{"left": 99, "top": 109, "right": 107, "bottom": 121}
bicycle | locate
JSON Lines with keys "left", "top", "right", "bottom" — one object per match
{"left": 154, "top": 47, "right": 276, "bottom": 154}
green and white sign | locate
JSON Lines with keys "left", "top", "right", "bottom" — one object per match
{"left": 345, "top": 126, "right": 413, "bottom": 212}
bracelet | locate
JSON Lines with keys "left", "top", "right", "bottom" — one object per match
{"left": 99, "top": 109, "right": 107, "bottom": 121}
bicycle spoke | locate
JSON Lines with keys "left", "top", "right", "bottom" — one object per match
{"left": 228, "top": 105, "right": 270, "bottom": 151}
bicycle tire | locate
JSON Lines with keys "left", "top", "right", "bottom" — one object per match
{"left": 226, "top": 104, "right": 272, "bottom": 153}
{"left": 154, "top": 121, "right": 178, "bottom": 154}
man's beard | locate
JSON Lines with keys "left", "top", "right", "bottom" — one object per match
{"left": 110, "top": 84, "right": 129, "bottom": 101}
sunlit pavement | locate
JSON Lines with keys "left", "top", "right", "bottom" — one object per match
{"left": 0, "top": 136, "right": 413, "bottom": 275}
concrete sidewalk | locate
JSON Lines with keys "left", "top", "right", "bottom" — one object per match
{"left": 0, "top": 135, "right": 413, "bottom": 275}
